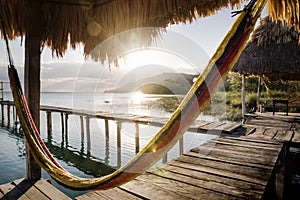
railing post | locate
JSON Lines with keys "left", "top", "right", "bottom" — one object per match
{"left": 117, "top": 121, "right": 122, "bottom": 167}
{"left": 0, "top": 81, "right": 4, "bottom": 101}
{"left": 1, "top": 104, "right": 4, "bottom": 122}
{"left": 179, "top": 137, "right": 184, "bottom": 155}
{"left": 105, "top": 119, "right": 109, "bottom": 139}
{"left": 80, "top": 116, "right": 84, "bottom": 145}
{"left": 86, "top": 116, "right": 91, "bottom": 153}
{"left": 60, "top": 112, "right": 64, "bottom": 133}
{"left": 65, "top": 113, "right": 69, "bottom": 145}
{"left": 7, "top": 105, "right": 11, "bottom": 125}
{"left": 46, "top": 111, "right": 52, "bottom": 143}
{"left": 135, "top": 123, "right": 140, "bottom": 154}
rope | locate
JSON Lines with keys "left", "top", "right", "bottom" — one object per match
{"left": 263, "top": 80, "right": 300, "bottom": 104}
{"left": 4, "top": 0, "right": 267, "bottom": 190}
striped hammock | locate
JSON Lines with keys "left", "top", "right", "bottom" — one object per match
{"left": 6, "top": 0, "right": 266, "bottom": 190}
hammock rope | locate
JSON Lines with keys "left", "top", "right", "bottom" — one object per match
{"left": 263, "top": 80, "right": 300, "bottom": 104}
{"left": 3, "top": 0, "right": 266, "bottom": 190}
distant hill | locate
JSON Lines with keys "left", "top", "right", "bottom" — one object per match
{"left": 105, "top": 73, "right": 197, "bottom": 94}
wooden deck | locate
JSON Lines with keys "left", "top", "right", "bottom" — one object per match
{"left": 0, "top": 178, "right": 70, "bottom": 200}
{"left": 2, "top": 103, "right": 300, "bottom": 199}
{"left": 77, "top": 127, "right": 300, "bottom": 200}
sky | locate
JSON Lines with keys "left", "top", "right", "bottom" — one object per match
{"left": 0, "top": 5, "right": 267, "bottom": 92}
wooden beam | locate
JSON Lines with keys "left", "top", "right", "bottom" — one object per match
{"left": 24, "top": 0, "right": 42, "bottom": 180}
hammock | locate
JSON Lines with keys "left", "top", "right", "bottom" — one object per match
{"left": 3, "top": 0, "right": 266, "bottom": 190}
{"left": 263, "top": 80, "right": 300, "bottom": 104}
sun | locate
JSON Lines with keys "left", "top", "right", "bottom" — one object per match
{"left": 130, "top": 92, "right": 144, "bottom": 104}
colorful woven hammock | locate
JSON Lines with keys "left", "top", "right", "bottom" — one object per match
{"left": 4, "top": 0, "right": 266, "bottom": 190}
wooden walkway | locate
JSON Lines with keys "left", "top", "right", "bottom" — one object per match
{"left": 39, "top": 105, "right": 241, "bottom": 134}
{"left": 0, "top": 178, "right": 70, "bottom": 200}
{"left": 1, "top": 101, "right": 241, "bottom": 134}
{"left": 2, "top": 104, "right": 300, "bottom": 199}
{"left": 77, "top": 127, "right": 300, "bottom": 200}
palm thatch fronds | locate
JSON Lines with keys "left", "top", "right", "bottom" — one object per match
{"left": 0, "top": 0, "right": 299, "bottom": 62}
{"left": 0, "top": 0, "right": 244, "bottom": 62}
{"left": 268, "top": 0, "right": 300, "bottom": 40}
{"left": 232, "top": 16, "right": 300, "bottom": 81}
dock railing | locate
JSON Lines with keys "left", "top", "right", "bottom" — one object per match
{"left": 0, "top": 81, "right": 10, "bottom": 101}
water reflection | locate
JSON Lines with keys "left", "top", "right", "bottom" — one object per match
{"left": 45, "top": 141, "right": 115, "bottom": 177}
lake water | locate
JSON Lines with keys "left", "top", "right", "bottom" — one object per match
{"left": 0, "top": 92, "right": 219, "bottom": 198}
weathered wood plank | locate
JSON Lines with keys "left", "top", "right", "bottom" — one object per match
{"left": 173, "top": 154, "right": 272, "bottom": 185}
{"left": 213, "top": 123, "right": 241, "bottom": 133}
{"left": 0, "top": 180, "right": 28, "bottom": 200}
{"left": 120, "top": 178, "right": 191, "bottom": 200}
{"left": 76, "top": 191, "right": 106, "bottom": 200}
{"left": 136, "top": 172, "right": 239, "bottom": 200}
{"left": 198, "top": 142, "right": 280, "bottom": 163}
{"left": 207, "top": 138, "right": 281, "bottom": 151}
{"left": 273, "top": 130, "right": 294, "bottom": 141}
{"left": 137, "top": 173, "right": 234, "bottom": 199}
{"left": 12, "top": 179, "right": 49, "bottom": 200}
{"left": 89, "top": 188, "right": 142, "bottom": 200}
{"left": 33, "top": 179, "right": 71, "bottom": 200}
{"left": 191, "top": 143, "right": 279, "bottom": 165}
{"left": 228, "top": 135, "right": 282, "bottom": 145}
{"left": 214, "top": 136, "right": 282, "bottom": 147}
{"left": 148, "top": 167, "right": 263, "bottom": 199}
{"left": 187, "top": 150, "right": 273, "bottom": 169}
{"left": 158, "top": 164, "right": 265, "bottom": 193}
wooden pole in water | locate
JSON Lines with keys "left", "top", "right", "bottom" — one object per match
{"left": 61, "top": 112, "right": 64, "bottom": 133}
{"left": 1, "top": 104, "right": 3, "bottom": 121}
{"left": 135, "top": 123, "right": 140, "bottom": 154}
{"left": 46, "top": 111, "right": 52, "bottom": 136}
{"left": 65, "top": 113, "right": 69, "bottom": 145}
{"left": 24, "top": 0, "right": 42, "bottom": 180}
{"left": 105, "top": 119, "right": 109, "bottom": 139}
{"left": 117, "top": 121, "right": 121, "bottom": 167}
{"left": 86, "top": 116, "right": 91, "bottom": 152}
{"left": 80, "top": 116, "right": 84, "bottom": 145}
{"left": 6, "top": 104, "right": 10, "bottom": 125}
{"left": 0, "top": 82, "right": 3, "bottom": 100}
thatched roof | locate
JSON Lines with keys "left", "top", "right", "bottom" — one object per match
{"left": 0, "top": 0, "right": 299, "bottom": 62}
{"left": 232, "top": 16, "right": 300, "bottom": 81}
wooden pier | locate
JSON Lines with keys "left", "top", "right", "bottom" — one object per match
{"left": 77, "top": 124, "right": 300, "bottom": 200}
{"left": 1, "top": 98, "right": 300, "bottom": 199}
{"left": 0, "top": 178, "right": 70, "bottom": 200}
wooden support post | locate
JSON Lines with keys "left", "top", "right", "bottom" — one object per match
{"left": 1, "top": 104, "right": 4, "bottom": 122}
{"left": 0, "top": 82, "right": 3, "bottom": 100}
{"left": 135, "top": 123, "right": 140, "bottom": 154}
{"left": 46, "top": 111, "right": 52, "bottom": 143}
{"left": 65, "top": 113, "right": 69, "bottom": 145}
{"left": 163, "top": 153, "right": 168, "bottom": 163}
{"left": 61, "top": 112, "right": 64, "bottom": 133}
{"left": 105, "top": 119, "right": 109, "bottom": 139}
{"left": 117, "top": 121, "right": 122, "bottom": 167}
{"left": 24, "top": 0, "right": 42, "bottom": 180}
{"left": 7, "top": 104, "right": 10, "bottom": 125}
{"left": 46, "top": 111, "right": 52, "bottom": 134}
{"left": 80, "top": 116, "right": 84, "bottom": 145}
{"left": 179, "top": 137, "right": 184, "bottom": 155}
{"left": 86, "top": 116, "right": 91, "bottom": 152}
